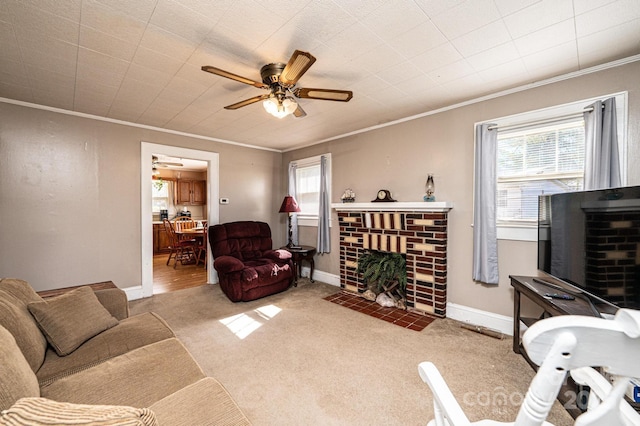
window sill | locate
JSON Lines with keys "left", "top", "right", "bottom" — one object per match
{"left": 497, "top": 225, "right": 537, "bottom": 242}
{"left": 297, "top": 217, "right": 332, "bottom": 228}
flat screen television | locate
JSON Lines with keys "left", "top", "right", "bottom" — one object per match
{"left": 538, "top": 185, "right": 640, "bottom": 311}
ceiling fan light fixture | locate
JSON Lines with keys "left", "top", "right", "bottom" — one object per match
{"left": 263, "top": 96, "right": 297, "bottom": 119}
{"left": 283, "top": 97, "right": 298, "bottom": 114}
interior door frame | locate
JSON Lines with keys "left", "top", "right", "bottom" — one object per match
{"left": 140, "top": 142, "right": 219, "bottom": 298}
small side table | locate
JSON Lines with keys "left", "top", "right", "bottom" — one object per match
{"left": 283, "top": 245, "right": 316, "bottom": 286}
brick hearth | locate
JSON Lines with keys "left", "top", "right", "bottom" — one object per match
{"left": 332, "top": 202, "right": 452, "bottom": 317}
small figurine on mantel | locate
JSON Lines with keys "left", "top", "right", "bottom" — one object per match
{"left": 341, "top": 188, "right": 356, "bottom": 203}
{"left": 423, "top": 174, "right": 436, "bottom": 202}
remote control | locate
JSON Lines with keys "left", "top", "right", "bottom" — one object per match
{"left": 544, "top": 293, "right": 575, "bottom": 300}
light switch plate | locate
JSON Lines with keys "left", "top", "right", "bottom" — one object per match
{"left": 220, "top": 198, "right": 229, "bottom": 204}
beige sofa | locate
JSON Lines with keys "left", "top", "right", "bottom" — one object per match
{"left": 0, "top": 278, "right": 250, "bottom": 425}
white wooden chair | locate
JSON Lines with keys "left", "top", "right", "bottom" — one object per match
{"left": 419, "top": 309, "right": 640, "bottom": 426}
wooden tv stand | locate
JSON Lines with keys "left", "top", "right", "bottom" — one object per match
{"left": 510, "top": 275, "right": 621, "bottom": 417}
{"left": 510, "top": 275, "right": 615, "bottom": 354}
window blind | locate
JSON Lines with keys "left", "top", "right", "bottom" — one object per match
{"left": 496, "top": 121, "right": 584, "bottom": 223}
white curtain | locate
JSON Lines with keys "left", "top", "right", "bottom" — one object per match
{"left": 288, "top": 162, "right": 299, "bottom": 246}
{"left": 472, "top": 123, "right": 499, "bottom": 285}
{"left": 584, "top": 97, "right": 622, "bottom": 190}
{"left": 164, "top": 180, "right": 177, "bottom": 218}
{"left": 317, "top": 155, "right": 331, "bottom": 254}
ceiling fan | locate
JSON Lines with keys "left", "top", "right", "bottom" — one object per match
{"left": 201, "top": 50, "right": 353, "bottom": 118}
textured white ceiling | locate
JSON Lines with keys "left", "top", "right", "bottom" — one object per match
{"left": 1, "top": 0, "right": 639, "bottom": 151}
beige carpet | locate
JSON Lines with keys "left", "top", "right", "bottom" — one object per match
{"left": 130, "top": 280, "right": 573, "bottom": 426}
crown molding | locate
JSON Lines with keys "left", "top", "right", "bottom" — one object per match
{"left": 283, "top": 54, "right": 640, "bottom": 152}
{"left": 0, "top": 97, "right": 282, "bottom": 153}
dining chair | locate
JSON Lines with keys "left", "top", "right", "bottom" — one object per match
{"left": 163, "top": 219, "right": 197, "bottom": 268}
{"left": 173, "top": 217, "right": 196, "bottom": 239}
{"left": 195, "top": 226, "right": 208, "bottom": 268}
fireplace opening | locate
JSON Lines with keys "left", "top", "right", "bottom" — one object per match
{"left": 356, "top": 250, "right": 407, "bottom": 309}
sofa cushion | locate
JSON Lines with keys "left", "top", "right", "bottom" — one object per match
{"left": 93, "top": 287, "right": 130, "bottom": 320}
{"left": 0, "top": 278, "right": 48, "bottom": 372}
{"left": 151, "top": 378, "right": 250, "bottom": 426}
{"left": 36, "top": 312, "right": 175, "bottom": 386}
{"left": 243, "top": 261, "right": 292, "bottom": 288}
{"left": 28, "top": 286, "right": 119, "bottom": 357}
{"left": 214, "top": 255, "right": 245, "bottom": 274}
{"left": 0, "top": 325, "right": 39, "bottom": 411}
{"left": 41, "top": 338, "right": 206, "bottom": 408}
{"left": 0, "top": 397, "right": 157, "bottom": 425}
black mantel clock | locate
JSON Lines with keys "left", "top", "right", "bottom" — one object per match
{"left": 372, "top": 189, "right": 396, "bottom": 202}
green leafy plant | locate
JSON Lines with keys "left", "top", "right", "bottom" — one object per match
{"left": 356, "top": 250, "right": 407, "bottom": 293}
{"left": 153, "top": 178, "right": 165, "bottom": 191}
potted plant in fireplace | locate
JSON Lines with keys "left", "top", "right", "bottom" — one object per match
{"left": 356, "top": 250, "right": 407, "bottom": 309}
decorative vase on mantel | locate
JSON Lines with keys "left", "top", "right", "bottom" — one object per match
{"left": 423, "top": 174, "right": 436, "bottom": 202}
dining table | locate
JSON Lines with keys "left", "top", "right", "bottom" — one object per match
{"left": 174, "top": 227, "right": 206, "bottom": 238}
{"left": 174, "top": 227, "right": 207, "bottom": 266}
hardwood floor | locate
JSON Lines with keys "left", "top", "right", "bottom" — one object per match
{"left": 153, "top": 253, "right": 207, "bottom": 294}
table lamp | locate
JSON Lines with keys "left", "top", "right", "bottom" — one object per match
{"left": 279, "top": 195, "right": 301, "bottom": 248}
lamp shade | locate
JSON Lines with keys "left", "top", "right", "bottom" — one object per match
{"left": 279, "top": 195, "right": 301, "bottom": 213}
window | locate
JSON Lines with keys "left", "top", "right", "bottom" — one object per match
{"left": 497, "top": 120, "right": 585, "bottom": 225}
{"left": 296, "top": 163, "right": 321, "bottom": 216}
{"left": 290, "top": 154, "right": 331, "bottom": 226}
{"left": 152, "top": 180, "right": 169, "bottom": 213}
{"left": 489, "top": 92, "right": 627, "bottom": 241}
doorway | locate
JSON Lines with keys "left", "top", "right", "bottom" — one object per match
{"left": 140, "top": 142, "right": 219, "bottom": 298}
{"left": 152, "top": 155, "right": 207, "bottom": 294}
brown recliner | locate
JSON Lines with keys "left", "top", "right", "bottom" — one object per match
{"left": 208, "top": 221, "right": 294, "bottom": 302}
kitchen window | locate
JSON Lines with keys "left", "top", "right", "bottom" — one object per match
{"left": 152, "top": 180, "right": 170, "bottom": 213}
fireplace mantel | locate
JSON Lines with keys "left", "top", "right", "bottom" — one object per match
{"left": 331, "top": 201, "right": 452, "bottom": 212}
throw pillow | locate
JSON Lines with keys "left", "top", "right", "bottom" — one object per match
{"left": 276, "top": 249, "right": 292, "bottom": 259}
{"left": 27, "top": 287, "right": 118, "bottom": 356}
{"left": 0, "top": 397, "right": 157, "bottom": 425}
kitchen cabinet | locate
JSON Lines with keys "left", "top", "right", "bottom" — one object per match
{"left": 153, "top": 223, "right": 171, "bottom": 254}
{"left": 176, "top": 179, "right": 206, "bottom": 205}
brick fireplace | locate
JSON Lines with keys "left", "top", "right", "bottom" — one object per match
{"left": 332, "top": 202, "right": 452, "bottom": 317}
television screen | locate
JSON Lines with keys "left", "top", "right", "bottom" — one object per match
{"left": 538, "top": 185, "right": 640, "bottom": 309}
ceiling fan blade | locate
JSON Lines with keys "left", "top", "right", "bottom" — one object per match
{"left": 279, "top": 50, "right": 316, "bottom": 86}
{"left": 293, "top": 104, "right": 307, "bottom": 118}
{"left": 201, "top": 65, "right": 268, "bottom": 89}
{"left": 295, "top": 87, "right": 353, "bottom": 102}
{"left": 224, "top": 94, "right": 271, "bottom": 110}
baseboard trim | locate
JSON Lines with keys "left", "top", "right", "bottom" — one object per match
{"left": 122, "top": 285, "right": 144, "bottom": 301}
{"left": 125, "top": 269, "right": 337, "bottom": 300}
{"left": 299, "top": 272, "right": 513, "bottom": 335}
{"left": 446, "top": 302, "right": 513, "bottom": 336}
{"left": 301, "top": 267, "right": 340, "bottom": 287}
